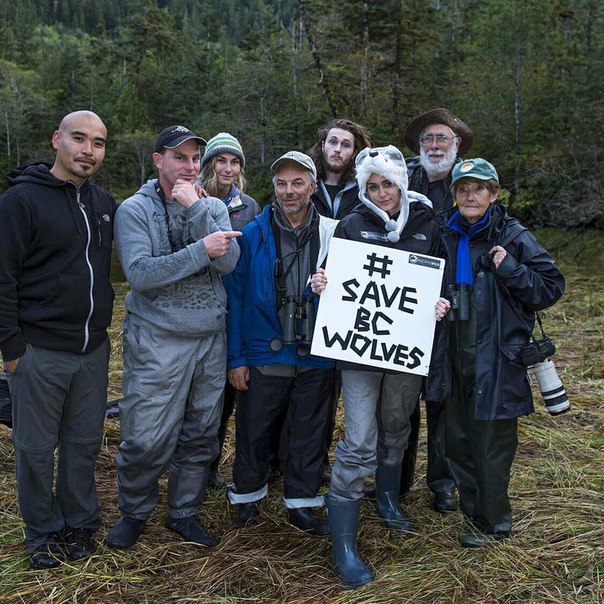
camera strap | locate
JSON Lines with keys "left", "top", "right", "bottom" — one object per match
{"left": 533, "top": 313, "right": 548, "bottom": 341}
{"left": 270, "top": 207, "right": 320, "bottom": 309}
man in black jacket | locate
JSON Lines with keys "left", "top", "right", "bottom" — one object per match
{"left": 300, "top": 120, "right": 373, "bottom": 481}
{"left": 307, "top": 118, "right": 372, "bottom": 220}
{"left": 401, "top": 108, "right": 473, "bottom": 512}
{"left": 0, "top": 110, "right": 116, "bottom": 569}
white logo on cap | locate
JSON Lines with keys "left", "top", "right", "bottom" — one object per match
{"left": 172, "top": 126, "right": 189, "bottom": 133}
{"left": 460, "top": 162, "right": 474, "bottom": 172}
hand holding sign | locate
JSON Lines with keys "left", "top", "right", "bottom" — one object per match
{"left": 311, "top": 268, "right": 327, "bottom": 295}
{"left": 435, "top": 297, "right": 451, "bottom": 321}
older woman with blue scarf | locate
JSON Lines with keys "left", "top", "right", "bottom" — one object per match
{"left": 439, "top": 158, "right": 564, "bottom": 547}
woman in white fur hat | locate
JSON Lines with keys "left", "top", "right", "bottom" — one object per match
{"left": 311, "top": 145, "right": 449, "bottom": 587}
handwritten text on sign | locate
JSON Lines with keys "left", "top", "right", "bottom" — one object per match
{"left": 311, "top": 238, "right": 445, "bottom": 375}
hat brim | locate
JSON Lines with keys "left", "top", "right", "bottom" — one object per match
{"left": 162, "top": 134, "right": 207, "bottom": 150}
{"left": 270, "top": 157, "right": 316, "bottom": 177}
{"left": 404, "top": 108, "right": 473, "bottom": 155}
{"left": 450, "top": 172, "right": 498, "bottom": 187}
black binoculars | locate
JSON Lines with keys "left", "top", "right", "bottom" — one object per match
{"left": 269, "top": 296, "right": 316, "bottom": 358}
{"left": 446, "top": 284, "right": 471, "bottom": 321}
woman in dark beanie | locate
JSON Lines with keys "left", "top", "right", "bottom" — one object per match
{"left": 200, "top": 133, "right": 261, "bottom": 486}
{"left": 439, "top": 158, "right": 564, "bottom": 547}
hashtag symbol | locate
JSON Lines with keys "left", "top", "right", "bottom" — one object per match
{"left": 363, "top": 252, "right": 393, "bottom": 279}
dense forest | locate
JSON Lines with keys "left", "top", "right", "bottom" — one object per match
{"left": 0, "top": 0, "right": 602, "bottom": 226}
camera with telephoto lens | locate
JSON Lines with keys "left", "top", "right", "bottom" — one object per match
{"left": 269, "top": 295, "right": 315, "bottom": 358}
{"left": 519, "top": 336, "right": 556, "bottom": 366}
{"left": 521, "top": 336, "right": 570, "bottom": 416}
{"left": 445, "top": 283, "right": 470, "bottom": 321}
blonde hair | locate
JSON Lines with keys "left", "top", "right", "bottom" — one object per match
{"left": 198, "top": 155, "right": 246, "bottom": 199}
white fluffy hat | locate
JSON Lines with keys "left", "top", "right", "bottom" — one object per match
{"left": 355, "top": 145, "right": 409, "bottom": 243}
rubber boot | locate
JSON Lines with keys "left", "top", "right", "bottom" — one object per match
{"left": 325, "top": 493, "right": 374, "bottom": 588}
{"left": 375, "top": 463, "right": 413, "bottom": 532}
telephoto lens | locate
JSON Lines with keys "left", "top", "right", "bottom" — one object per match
{"left": 528, "top": 359, "right": 570, "bottom": 415}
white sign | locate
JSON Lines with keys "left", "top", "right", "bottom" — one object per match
{"left": 311, "top": 238, "right": 445, "bottom": 376}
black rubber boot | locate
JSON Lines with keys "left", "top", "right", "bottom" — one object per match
{"left": 325, "top": 493, "right": 374, "bottom": 588}
{"left": 287, "top": 507, "right": 329, "bottom": 536}
{"left": 232, "top": 501, "right": 260, "bottom": 528}
{"left": 166, "top": 516, "right": 219, "bottom": 547}
{"left": 106, "top": 516, "right": 146, "bottom": 549}
{"left": 375, "top": 463, "right": 413, "bottom": 532}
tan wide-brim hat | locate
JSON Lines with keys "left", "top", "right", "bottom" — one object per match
{"left": 404, "top": 108, "right": 473, "bottom": 156}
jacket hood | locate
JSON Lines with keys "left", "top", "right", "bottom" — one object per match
{"left": 132, "top": 179, "right": 162, "bottom": 202}
{"left": 6, "top": 163, "right": 65, "bottom": 189}
{"left": 355, "top": 145, "right": 410, "bottom": 243}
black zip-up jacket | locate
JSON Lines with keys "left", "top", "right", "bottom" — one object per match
{"left": 333, "top": 200, "right": 444, "bottom": 373}
{"left": 428, "top": 203, "right": 565, "bottom": 419}
{"left": 0, "top": 163, "right": 117, "bottom": 360}
{"left": 311, "top": 180, "right": 360, "bottom": 220}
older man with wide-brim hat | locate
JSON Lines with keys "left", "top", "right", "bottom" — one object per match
{"left": 404, "top": 108, "right": 473, "bottom": 215}
{"left": 405, "top": 108, "right": 473, "bottom": 157}
{"left": 397, "top": 108, "right": 473, "bottom": 518}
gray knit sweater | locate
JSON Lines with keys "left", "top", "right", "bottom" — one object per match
{"left": 115, "top": 180, "right": 240, "bottom": 335}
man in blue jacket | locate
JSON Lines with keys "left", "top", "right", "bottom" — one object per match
{"left": 226, "top": 151, "right": 337, "bottom": 534}
{"left": 0, "top": 110, "right": 116, "bottom": 569}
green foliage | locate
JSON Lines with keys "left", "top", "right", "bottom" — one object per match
{"left": 0, "top": 0, "right": 601, "bottom": 226}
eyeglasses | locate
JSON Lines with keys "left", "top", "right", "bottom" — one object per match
{"left": 419, "top": 134, "right": 459, "bottom": 146}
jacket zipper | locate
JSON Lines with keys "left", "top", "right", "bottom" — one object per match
{"left": 75, "top": 186, "right": 95, "bottom": 353}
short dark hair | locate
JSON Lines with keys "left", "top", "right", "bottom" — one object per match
{"left": 307, "top": 119, "right": 372, "bottom": 185}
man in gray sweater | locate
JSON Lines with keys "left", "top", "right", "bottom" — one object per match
{"left": 107, "top": 125, "right": 241, "bottom": 549}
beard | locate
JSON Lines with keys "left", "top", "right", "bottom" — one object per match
{"left": 420, "top": 143, "right": 458, "bottom": 179}
{"left": 275, "top": 197, "right": 308, "bottom": 216}
{"left": 324, "top": 155, "right": 352, "bottom": 175}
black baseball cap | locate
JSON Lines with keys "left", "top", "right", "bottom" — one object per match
{"left": 153, "top": 125, "right": 207, "bottom": 154}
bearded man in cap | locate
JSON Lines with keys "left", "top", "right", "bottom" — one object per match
{"left": 107, "top": 125, "right": 241, "bottom": 549}
{"left": 399, "top": 108, "right": 473, "bottom": 513}
{"left": 225, "top": 151, "right": 337, "bottom": 534}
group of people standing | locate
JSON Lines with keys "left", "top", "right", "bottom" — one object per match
{"left": 0, "top": 108, "right": 564, "bottom": 588}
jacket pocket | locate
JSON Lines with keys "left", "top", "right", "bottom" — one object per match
{"left": 499, "top": 344, "right": 530, "bottom": 402}
{"left": 31, "top": 275, "right": 90, "bottom": 323}
{"left": 95, "top": 211, "right": 114, "bottom": 251}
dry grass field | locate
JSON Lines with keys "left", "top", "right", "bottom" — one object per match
{"left": 0, "top": 228, "right": 602, "bottom": 604}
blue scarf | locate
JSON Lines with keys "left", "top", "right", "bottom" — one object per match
{"left": 446, "top": 208, "right": 491, "bottom": 285}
